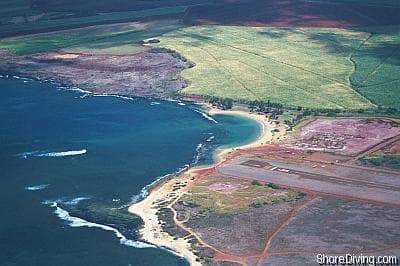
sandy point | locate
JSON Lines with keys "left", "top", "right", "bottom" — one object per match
{"left": 207, "top": 105, "right": 287, "bottom": 163}
{"left": 128, "top": 169, "right": 203, "bottom": 266}
{"left": 129, "top": 105, "right": 286, "bottom": 265}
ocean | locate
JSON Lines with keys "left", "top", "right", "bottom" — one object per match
{"left": 0, "top": 76, "right": 261, "bottom": 266}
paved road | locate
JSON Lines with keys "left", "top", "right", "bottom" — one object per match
{"left": 218, "top": 157, "right": 400, "bottom": 205}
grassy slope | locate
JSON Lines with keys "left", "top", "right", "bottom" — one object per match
{"left": 351, "top": 26, "right": 400, "bottom": 109}
{"left": 152, "top": 26, "right": 375, "bottom": 109}
{"left": 0, "top": 20, "right": 182, "bottom": 55}
{"left": 0, "top": 4, "right": 187, "bottom": 37}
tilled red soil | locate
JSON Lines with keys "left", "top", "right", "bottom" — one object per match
{"left": 292, "top": 118, "right": 400, "bottom": 154}
{"left": 183, "top": 0, "right": 400, "bottom": 28}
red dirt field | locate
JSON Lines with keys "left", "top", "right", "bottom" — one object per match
{"left": 182, "top": 0, "right": 400, "bottom": 28}
{"left": 291, "top": 118, "right": 400, "bottom": 155}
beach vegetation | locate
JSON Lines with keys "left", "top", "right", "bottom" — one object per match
{"left": 178, "top": 176, "right": 304, "bottom": 214}
{"left": 359, "top": 154, "right": 400, "bottom": 170}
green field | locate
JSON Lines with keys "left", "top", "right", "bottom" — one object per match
{"left": 151, "top": 26, "right": 379, "bottom": 109}
{"left": 351, "top": 26, "right": 400, "bottom": 109}
{"left": 0, "top": 20, "right": 181, "bottom": 55}
{"left": 1, "top": 2, "right": 398, "bottom": 110}
{"left": 0, "top": 0, "right": 39, "bottom": 23}
{"left": 0, "top": 4, "right": 187, "bottom": 37}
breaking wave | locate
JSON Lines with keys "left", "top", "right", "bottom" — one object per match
{"left": 63, "top": 197, "right": 91, "bottom": 206}
{"left": 124, "top": 134, "right": 214, "bottom": 208}
{"left": 206, "top": 135, "right": 215, "bottom": 142}
{"left": 37, "top": 149, "right": 87, "bottom": 157}
{"left": 18, "top": 149, "right": 87, "bottom": 159}
{"left": 67, "top": 86, "right": 92, "bottom": 94}
{"left": 42, "top": 196, "right": 90, "bottom": 206}
{"left": 92, "top": 93, "right": 135, "bottom": 101}
{"left": 44, "top": 202, "right": 155, "bottom": 249}
{"left": 25, "top": 184, "right": 50, "bottom": 191}
{"left": 192, "top": 109, "right": 218, "bottom": 124}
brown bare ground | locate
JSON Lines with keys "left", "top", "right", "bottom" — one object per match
{"left": 0, "top": 48, "right": 191, "bottom": 97}
{"left": 163, "top": 116, "right": 400, "bottom": 265}
{"left": 290, "top": 118, "right": 400, "bottom": 155}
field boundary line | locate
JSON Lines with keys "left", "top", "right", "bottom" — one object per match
{"left": 195, "top": 44, "right": 260, "bottom": 100}
{"left": 237, "top": 59, "right": 345, "bottom": 109}
{"left": 267, "top": 245, "right": 400, "bottom": 256}
{"left": 358, "top": 78, "right": 400, "bottom": 88}
{"left": 348, "top": 32, "right": 372, "bottom": 86}
{"left": 212, "top": 36, "right": 352, "bottom": 88}
{"left": 360, "top": 45, "right": 400, "bottom": 87}
{"left": 256, "top": 195, "right": 319, "bottom": 266}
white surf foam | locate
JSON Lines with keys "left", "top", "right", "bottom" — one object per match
{"left": 150, "top": 101, "right": 161, "bottom": 106}
{"left": 18, "top": 149, "right": 87, "bottom": 158}
{"left": 45, "top": 202, "right": 155, "bottom": 249}
{"left": 206, "top": 135, "right": 215, "bottom": 142}
{"left": 8, "top": 75, "right": 33, "bottom": 82}
{"left": 17, "top": 150, "right": 42, "bottom": 159}
{"left": 126, "top": 132, "right": 215, "bottom": 207}
{"left": 93, "top": 93, "right": 135, "bottom": 101}
{"left": 177, "top": 102, "right": 186, "bottom": 106}
{"left": 36, "top": 149, "right": 87, "bottom": 157}
{"left": 165, "top": 99, "right": 179, "bottom": 102}
{"left": 192, "top": 109, "right": 218, "bottom": 124}
{"left": 119, "top": 163, "right": 192, "bottom": 210}
{"left": 63, "top": 197, "right": 91, "bottom": 206}
{"left": 68, "top": 87, "right": 92, "bottom": 94}
{"left": 25, "top": 184, "right": 50, "bottom": 191}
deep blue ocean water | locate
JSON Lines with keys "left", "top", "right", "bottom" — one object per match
{"left": 0, "top": 76, "right": 260, "bottom": 266}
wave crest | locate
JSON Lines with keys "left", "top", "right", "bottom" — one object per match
{"left": 17, "top": 149, "right": 87, "bottom": 159}
{"left": 25, "top": 184, "right": 50, "bottom": 191}
{"left": 192, "top": 109, "right": 218, "bottom": 124}
{"left": 44, "top": 201, "right": 155, "bottom": 249}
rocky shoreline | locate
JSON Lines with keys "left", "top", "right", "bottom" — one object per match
{"left": 0, "top": 48, "right": 192, "bottom": 98}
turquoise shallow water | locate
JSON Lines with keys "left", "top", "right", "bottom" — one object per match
{"left": 0, "top": 76, "right": 260, "bottom": 266}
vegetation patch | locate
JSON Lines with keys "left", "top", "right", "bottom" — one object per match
{"left": 359, "top": 154, "right": 400, "bottom": 170}
{"left": 178, "top": 175, "right": 304, "bottom": 215}
{"left": 0, "top": 3, "right": 187, "bottom": 37}
{"left": 0, "top": 19, "right": 181, "bottom": 55}
{"left": 351, "top": 25, "right": 400, "bottom": 109}
{"left": 151, "top": 26, "right": 377, "bottom": 110}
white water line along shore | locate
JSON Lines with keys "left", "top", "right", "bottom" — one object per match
{"left": 7, "top": 74, "right": 279, "bottom": 263}
{"left": 129, "top": 104, "right": 286, "bottom": 265}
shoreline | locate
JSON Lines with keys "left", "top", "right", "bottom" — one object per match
{"left": 128, "top": 103, "right": 286, "bottom": 265}
{"left": 2, "top": 73, "right": 279, "bottom": 264}
{"left": 206, "top": 105, "right": 287, "bottom": 164}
